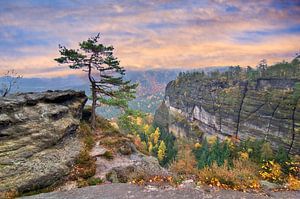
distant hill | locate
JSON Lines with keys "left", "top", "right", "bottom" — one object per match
{"left": 1, "top": 67, "right": 228, "bottom": 118}
{"left": 0, "top": 75, "right": 87, "bottom": 93}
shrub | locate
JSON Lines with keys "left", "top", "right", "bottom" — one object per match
{"left": 260, "top": 142, "right": 273, "bottom": 161}
{"left": 87, "top": 177, "right": 104, "bottom": 186}
{"left": 79, "top": 122, "right": 95, "bottom": 150}
{"left": 194, "top": 142, "right": 201, "bottom": 149}
{"left": 170, "top": 145, "right": 197, "bottom": 175}
{"left": 77, "top": 178, "right": 89, "bottom": 188}
{"left": 274, "top": 146, "right": 290, "bottom": 164}
{"left": 198, "top": 159, "right": 260, "bottom": 190}
{"left": 239, "top": 151, "right": 249, "bottom": 160}
{"left": 101, "top": 151, "right": 114, "bottom": 160}
{"left": 286, "top": 161, "right": 300, "bottom": 178}
{"left": 287, "top": 175, "right": 300, "bottom": 190}
{"left": 75, "top": 150, "right": 92, "bottom": 165}
{"left": 259, "top": 160, "right": 284, "bottom": 183}
{"left": 70, "top": 122, "right": 97, "bottom": 182}
{"left": 235, "top": 138, "right": 264, "bottom": 163}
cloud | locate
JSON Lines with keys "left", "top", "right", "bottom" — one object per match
{"left": 0, "top": 0, "right": 299, "bottom": 77}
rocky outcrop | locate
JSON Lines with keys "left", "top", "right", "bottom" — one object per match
{"left": 154, "top": 78, "right": 300, "bottom": 154}
{"left": 0, "top": 90, "right": 87, "bottom": 193}
{"left": 91, "top": 131, "right": 168, "bottom": 183}
{"left": 102, "top": 152, "right": 168, "bottom": 183}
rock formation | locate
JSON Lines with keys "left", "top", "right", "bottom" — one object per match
{"left": 154, "top": 77, "right": 300, "bottom": 154}
{"left": 94, "top": 143, "right": 169, "bottom": 183}
{"left": 0, "top": 90, "right": 87, "bottom": 193}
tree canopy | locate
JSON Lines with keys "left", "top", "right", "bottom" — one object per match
{"left": 55, "top": 33, "right": 137, "bottom": 128}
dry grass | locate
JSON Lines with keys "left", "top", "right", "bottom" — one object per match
{"left": 95, "top": 117, "right": 137, "bottom": 157}
{"left": 79, "top": 122, "right": 95, "bottom": 150}
{"left": 133, "top": 136, "right": 149, "bottom": 155}
{"left": 198, "top": 159, "right": 260, "bottom": 190}
{"left": 95, "top": 116, "right": 120, "bottom": 135}
{"left": 0, "top": 190, "right": 18, "bottom": 199}
{"left": 170, "top": 146, "right": 197, "bottom": 176}
{"left": 101, "top": 151, "right": 114, "bottom": 160}
{"left": 68, "top": 121, "right": 97, "bottom": 185}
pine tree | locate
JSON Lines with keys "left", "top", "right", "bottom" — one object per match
{"left": 158, "top": 141, "right": 166, "bottom": 162}
{"left": 194, "top": 138, "right": 209, "bottom": 169}
{"left": 148, "top": 142, "right": 153, "bottom": 154}
{"left": 153, "top": 127, "right": 160, "bottom": 145}
{"left": 170, "top": 145, "right": 197, "bottom": 175}
{"left": 55, "top": 33, "right": 137, "bottom": 129}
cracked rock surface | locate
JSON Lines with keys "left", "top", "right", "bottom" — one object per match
{"left": 0, "top": 90, "right": 87, "bottom": 193}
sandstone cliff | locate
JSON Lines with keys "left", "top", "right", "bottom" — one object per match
{"left": 154, "top": 77, "right": 300, "bottom": 155}
{"left": 0, "top": 90, "right": 87, "bottom": 193}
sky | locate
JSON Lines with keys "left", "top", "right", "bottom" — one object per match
{"left": 0, "top": 0, "right": 300, "bottom": 77}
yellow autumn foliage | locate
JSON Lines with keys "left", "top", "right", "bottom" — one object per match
{"left": 136, "top": 117, "right": 143, "bottom": 126}
{"left": 194, "top": 142, "right": 201, "bottom": 149}
{"left": 143, "top": 124, "right": 150, "bottom": 135}
{"left": 259, "top": 160, "right": 283, "bottom": 183}
{"left": 239, "top": 152, "right": 249, "bottom": 160}
{"left": 288, "top": 174, "right": 300, "bottom": 190}
{"left": 158, "top": 141, "right": 166, "bottom": 161}
{"left": 170, "top": 145, "right": 197, "bottom": 175}
{"left": 207, "top": 136, "right": 217, "bottom": 145}
{"left": 153, "top": 127, "right": 160, "bottom": 144}
{"left": 148, "top": 142, "right": 153, "bottom": 153}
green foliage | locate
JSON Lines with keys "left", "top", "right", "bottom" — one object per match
{"left": 264, "top": 58, "right": 300, "bottom": 78}
{"left": 158, "top": 129, "right": 178, "bottom": 167}
{"left": 87, "top": 177, "right": 104, "bottom": 186}
{"left": 293, "top": 82, "right": 300, "bottom": 103}
{"left": 194, "top": 138, "right": 209, "bottom": 169}
{"left": 274, "top": 146, "right": 291, "bottom": 174}
{"left": 235, "top": 139, "right": 264, "bottom": 163}
{"left": 101, "top": 151, "right": 114, "bottom": 160}
{"left": 193, "top": 137, "right": 293, "bottom": 175}
{"left": 55, "top": 33, "right": 137, "bottom": 127}
{"left": 117, "top": 109, "right": 146, "bottom": 134}
{"left": 193, "top": 138, "right": 232, "bottom": 169}
{"left": 176, "top": 55, "right": 300, "bottom": 84}
{"left": 79, "top": 122, "right": 95, "bottom": 150}
{"left": 260, "top": 142, "right": 274, "bottom": 161}
{"left": 117, "top": 109, "right": 177, "bottom": 166}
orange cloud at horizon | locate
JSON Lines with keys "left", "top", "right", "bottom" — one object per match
{"left": 0, "top": 0, "right": 299, "bottom": 77}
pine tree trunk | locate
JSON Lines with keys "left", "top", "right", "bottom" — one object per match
{"left": 91, "top": 83, "right": 97, "bottom": 130}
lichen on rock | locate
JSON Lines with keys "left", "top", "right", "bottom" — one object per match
{"left": 0, "top": 90, "right": 87, "bottom": 194}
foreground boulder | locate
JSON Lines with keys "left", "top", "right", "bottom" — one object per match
{"left": 0, "top": 90, "right": 87, "bottom": 194}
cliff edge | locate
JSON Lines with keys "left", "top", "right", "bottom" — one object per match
{"left": 154, "top": 77, "right": 300, "bottom": 154}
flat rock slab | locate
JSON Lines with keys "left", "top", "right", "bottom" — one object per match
{"left": 90, "top": 142, "right": 108, "bottom": 157}
{"left": 22, "top": 183, "right": 300, "bottom": 199}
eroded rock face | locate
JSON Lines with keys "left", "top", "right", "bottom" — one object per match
{"left": 0, "top": 90, "right": 87, "bottom": 193}
{"left": 154, "top": 78, "right": 300, "bottom": 154}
